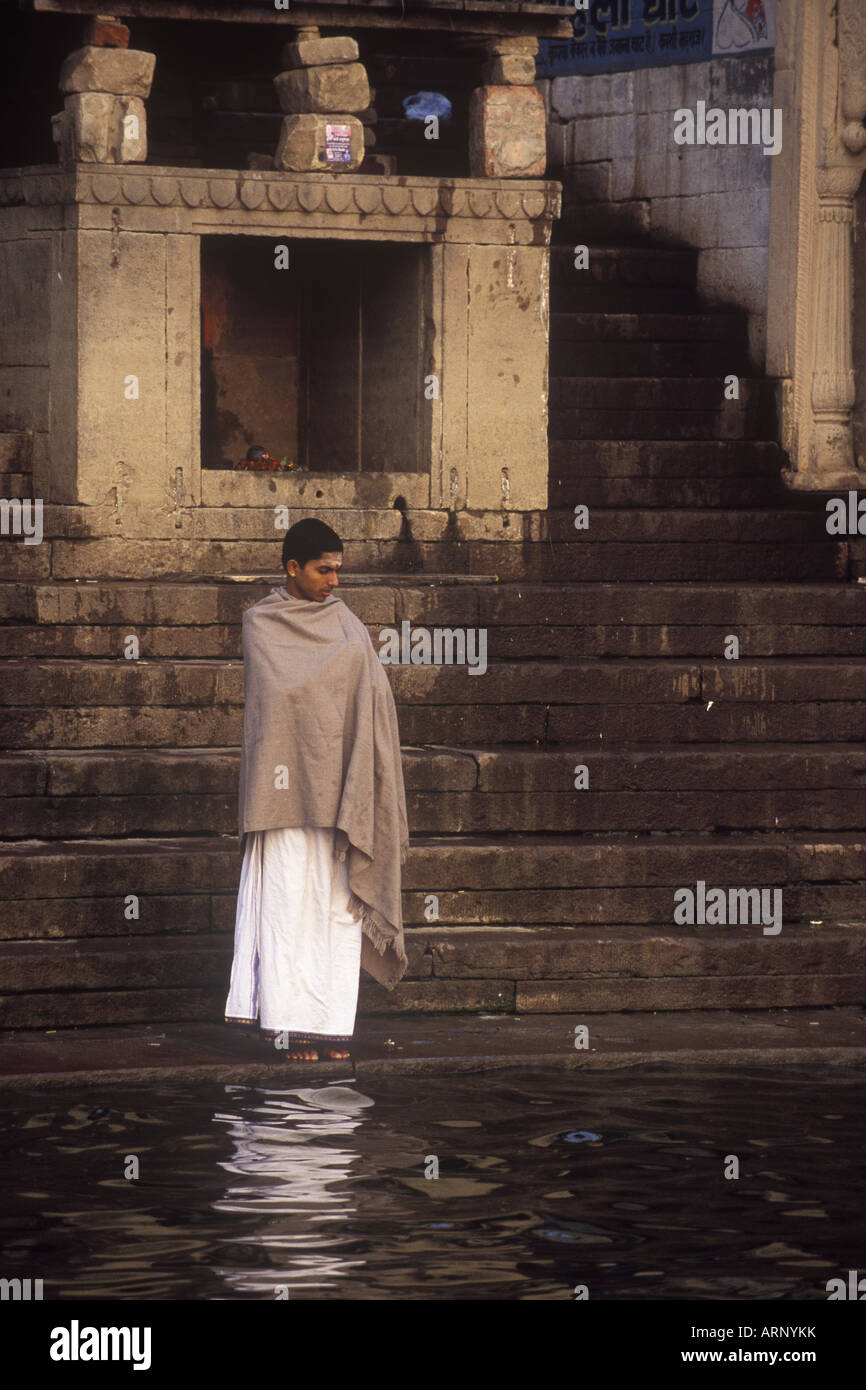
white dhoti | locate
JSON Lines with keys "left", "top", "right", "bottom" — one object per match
{"left": 224, "top": 826, "right": 363, "bottom": 1043}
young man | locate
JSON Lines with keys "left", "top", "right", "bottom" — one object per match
{"left": 224, "top": 517, "right": 409, "bottom": 1061}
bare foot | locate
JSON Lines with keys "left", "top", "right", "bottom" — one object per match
{"left": 286, "top": 1046, "right": 319, "bottom": 1061}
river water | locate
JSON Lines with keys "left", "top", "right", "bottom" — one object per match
{"left": 0, "top": 1064, "right": 861, "bottom": 1300}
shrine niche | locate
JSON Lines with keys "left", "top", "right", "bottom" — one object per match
{"left": 200, "top": 236, "right": 428, "bottom": 476}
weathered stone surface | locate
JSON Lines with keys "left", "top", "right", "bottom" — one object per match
{"left": 469, "top": 85, "right": 546, "bottom": 179}
{"left": 361, "top": 152, "right": 398, "bottom": 176}
{"left": 84, "top": 17, "right": 130, "bottom": 48}
{"left": 54, "top": 91, "right": 146, "bottom": 164}
{"left": 63, "top": 92, "right": 122, "bottom": 162}
{"left": 482, "top": 54, "right": 537, "bottom": 85}
{"left": 246, "top": 152, "right": 275, "bottom": 170}
{"left": 274, "top": 63, "right": 370, "bottom": 115}
{"left": 58, "top": 46, "right": 156, "bottom": 99}
{"left": 490, "top": 35, "right": 539, "bottom": 56}
{"left": 274, "top": 114, "right": 364, "bottom": 172}
{"left": 281, "top": 36, "right": 359, "bottom": 69}
{"left": 118, "top": 96, "right": 147, "bottom": 162}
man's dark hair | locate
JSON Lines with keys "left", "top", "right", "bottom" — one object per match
{"left": 281, "top": 517, "right": 343, "bottom": 570}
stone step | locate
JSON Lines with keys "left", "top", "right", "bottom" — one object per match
{"left": 550, "top": 376, "right": 768, "bottom": 410}
{"left": 2, "top": 745, "right": 865, "bottom": 837}
{"left": 549, "top": 243, "right": 698, "bottom": 287}
{"left": 550, "top": 283, "right": 701, "bottom": 314}
{"left": 549, "top": 438, "right": 786, "bottom": 477}
{"left": 31, "top": 500, "right": 824, "bottom": 548}
{"left": 551, "top": 309, "right": 748, "bottom": 343}
{"left": 4, "top": 659, "right": 866, "bottom": 746}
{"left": 5, "top": 657, "right": 866, "bottom": 713}
{"left": 4, "top": 534, "right": 843, "bottom": 582}
{"left": 550, "top": 474, "right": 788, "bottom": 508}
{"left": 3, "top": 577, "right": 865, "bottom": 658}
{"left": 1, "top": 924, "right": 863, "bottom": 1027}
{"left": 3, "top": 577, "right": 862, "bottom": 628}
{"left": 549, "top": 405, "right": 768, "bottom": 442}
{"left": 544, "top": 507, "right": 826, "bottom": 542}
{"left": 4, "top": 692, "right": 864, "bottom": 748}
{"left": 457, "top": 542, "right": 845, "bottom": 583}
{"left": 6, "top": 615, "right": 866, "bottom": 660}
{"left": 1, "top": 833, "right": 863, "bottom": 924}
{"left": 550, "top": 337, "right": 750, "bottom": 378}
{"left": 0, "top": 574, "right": 492, "bottom": 625}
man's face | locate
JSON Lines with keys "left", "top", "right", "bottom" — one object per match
{"left": 284, "top": 550, "right": 342, "bottom": 602}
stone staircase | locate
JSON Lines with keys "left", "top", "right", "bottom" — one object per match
{"left": 1, "top": 241, "right": 865, "bottom": 1029}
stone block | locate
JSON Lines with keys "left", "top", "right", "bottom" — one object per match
{"left": 118, "top": 96, "right": 147, "bottom": 162}
{"left": 562, "top": 152, "right": 611, "bottom": 200}
{"left": 546, "top": 120, "right": 564, "bottom": 169}
{"left": 469, "top": 85, "right": 546, "bottom": 179}
{"left": 84, "top": 17, "right": 130, "bottom": 48}
{"left": 274, "top": 63, "right": 370, "bottom": 116}
{"left": 482, "top": 54, "right": 536, "bottom": 85}
{"left": 551, "top": 70, "right": 633, "bottom": 121}
{"left": 567, "top": 112, "right": 636, "bottom": 162}
{"left": 281, "top": 36, "right": 359, "bottom": 69}
{"left": 697, "top": 247, "right": 769, "bottom": 315}
{"left": 363, "top": 124, "right": 375, "bottom": 148}
{"left": 650, "top": 193, "right": 719, "bottom": 248}
{"left": 274, "top": 114, "right": 365, "bottom": 172}
{"left": 490, "top": 36, "right": 538, "bottom": 56}
{"left": 51, "top": 110, "right": 72, "bottom": 163}
{"left": 246, "top": 152, "right": 275, "bottom": 170}
{"left": 64, "top": 92, "right": 123, "bottom": 162}
{"left": 58, "top": 91, "right": 146, "bottom": 163}
{"left": 59, "top": 46, "right": 156, "bottom": 99}
{"left": 715, "top": 186, "right": 770, "bottom": 247}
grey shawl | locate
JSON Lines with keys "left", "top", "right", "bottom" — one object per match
{"left": 238, "top": 585, "right": 409, "bottom": 988}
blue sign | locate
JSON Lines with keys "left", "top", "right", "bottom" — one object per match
{"left": 538, "top": 0, "right": 768, "bottom": 77}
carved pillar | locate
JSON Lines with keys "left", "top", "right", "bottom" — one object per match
{"left": 768, "top": 0, "right": 866, "bottom": 489}
{"left": 808, "top": 175, "right": 859, "bottom": 479}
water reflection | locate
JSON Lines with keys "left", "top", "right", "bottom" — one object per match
{"left": 211, "top": 1086, "right": 373, "bottom": 1294}
{"left": 0, "top": 1065, "right": 861, "bottom": 1300}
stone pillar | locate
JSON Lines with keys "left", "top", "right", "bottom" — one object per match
{"left": 469, "top": 36, "right": 546, "bottom": 180}
{"left": 272, "top": 26, "right": 367, "bottom": 172}
{"left": 429, "top": 239, "right": 549, "bottom": 512}
{"left": 51, "top": 17, "right": 154, "bottom": 165}
{"left": 808, "top": 175, "right": 859, "bottom": 481}
{"left": 767, "top": 0, "right": 866, "bottom": 488}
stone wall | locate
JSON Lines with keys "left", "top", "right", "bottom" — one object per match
{"left": 541, "top": 53, "right": 774, "bottom": 369}
{"left": 0, "top": 232, "right": 52, "bottom": 495}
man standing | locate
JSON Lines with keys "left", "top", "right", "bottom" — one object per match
{"left": 225, "top": 517, "right": 409, "bottom": 1061}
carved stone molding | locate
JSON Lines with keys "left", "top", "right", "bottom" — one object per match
{"left": 0, "top": 165, "right": 561, "bottom": 228}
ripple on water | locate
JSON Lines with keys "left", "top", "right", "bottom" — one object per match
{"left": 0, "top": 1065, "right": 860, "bottom": 1300}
